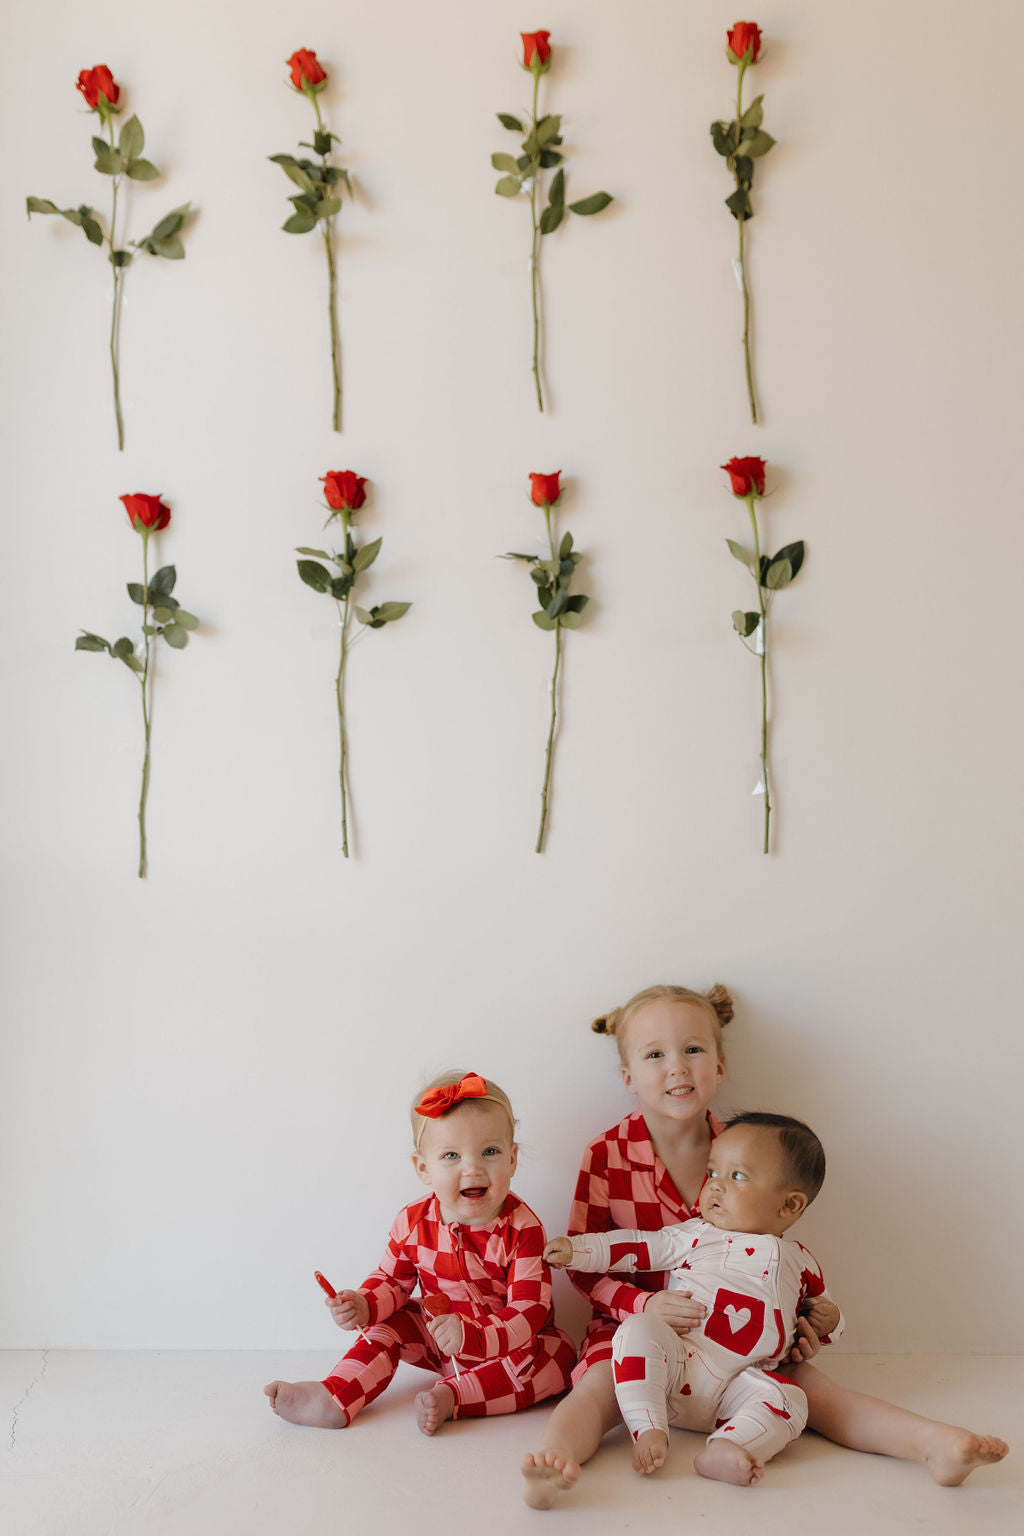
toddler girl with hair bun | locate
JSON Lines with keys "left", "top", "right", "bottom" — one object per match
{"left": 265, "top": 1071, "right": 574, "bottom": 1436}
{"left": 521, "top": 983, "right": 1008, "bottom": 1508}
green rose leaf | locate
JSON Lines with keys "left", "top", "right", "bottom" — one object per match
{"left": 710, "top": 121, "right": 738, "bottom": 157}
{"left": 81, "top": 215, "right": 104, "bottom": 246}
{"left": 725, "top": 188, "right": 753, "bottom": 221}
{"left": 151, "top": 606, "right": 175, "bottom": 624}
{"left": 740, "top": 130, "right": 775, "bottom": 158}
{"left": 119, "top": 115, "right": 145, "bottom": 160}
{"left": 111, "top": 636, "right": 134, "bottom": 659}
{"left": 771, "top": 540, "right": 806, "bottom": 582}
{"left": 491, "top": 152, "right": 520, "bottom": 173}
{"left": 330, "top": 576, "right": 353, "bottom": 600}
{"left": 530, "top": 568, "right": 548, "bottom": 586}
{"left": 764, "top": 558, "right": 793, "bottom": 590}
{"left": 559, "top": 610, "right": 584, "bottom": 629}
{"left": 26, "top": 196, "right": 60, "bottom": 216}
{"left": 152, "top": 237, "right": 185, "bottom": 260}
{"left": 354, "top": 606, "right": 373, "bottom": 624}
{"left": 547, "top": 589, "right": 568, "bottom": 619}
{"left": 268, "top": 153, "right": 298, "bottom": 166}
{"left": 549, "top": 168, "right": 565, "bottom": 207}
{"left": 503, "top": 551, "right": 538, "bottom": 562}
{"left": 150, "top": 204, "right": 189, "bottom": 241}
{"left": 495, "top": 175, "right": 522, "bottom": 198}
{"left": 314, "top": 197, "right": 342, "bottom": 217}
{"left": 740, "top": 95, "right": 764, "bottom": 130}
{"left": 91, "top": 136, "right": 108, "bottom": 158}
{"left": 126, "top": 582, "right": 146, "bottom": 605}
{"left": 732, "top": 610, "right": 760, "bottom": 637}
{"left": 150, "top": 566, "right": 176, "bottom": 597}
{"left": 281, "top": 161, "right": 316, "bottom": 194}
{"left": 296, "top": 546, "right": 331, "bottom": 558}
{"left": 283, "top": 212, "right": 318, "bottom": 234}
{"left": 532, "top": 610, "right": 556, "bottom": 631}
{"left": 121, "top": 653, "right": 145, "bottom": 673}
{"left": 497, "top": 113, "right": 524, "bottom": 131}
{"left": 297, "top": 559, "right": 332, "bottom": 592}
{"left": 93, "top": 148, "right": 124, "bottom": 176}
{"left": 726, "top": 538, "right": 756, "bottom": 571}
{"left": 568, "top": 192, "right": 613, "bottom": 216}
{"left": 126, "top": 159, "right": 160, "bottom": 181}
{"left": 539, "top": 203, "right": 563, "bottom": 235}
{"left": 565, "top": 594, "right": 589, "bottom": 613}
{"left": 110, "top": 249, "right": 132, "bottom": 268}
{"left": 539, "top": 150, "right": 562, "bottom": 168}
{"left": 536, "top": 115, "right": 562, "bottom": 146}
{"left": 353, "top": 537, "right": 382, "bottom": 573}
{"left": 372, "top": 601, "right": 411, "bottom": 623}
{"left": 559, "top": 530, "right": 573, "bottom": 558}
{"left": 162, "top": 623, "right": 188, "bottom": 649}
{"left": 173, "top": 609, "right": 200, "bottom": 630}
{"left": 75, "top": 631, "right": 111, "bottom": 653}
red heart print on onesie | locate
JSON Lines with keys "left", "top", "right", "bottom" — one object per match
{"left": 681, "top": 1384, "right": 691, "bottom": 1396}
{"left": 745, "top": 1247, "right": 754, "bottom": 1256}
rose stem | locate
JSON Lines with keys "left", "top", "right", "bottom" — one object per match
{"left": 137, "top": 529, "right": 153, "bottom": 878}
{"left": 536, "top": 502, "right": 560, "bottom": 852}
{"left": 735, "top": 61, "right": 758, "bottom": 425}
{"left": 313, "top": 95, "right": 342, "bottom": 432}
{"left": 529, "top": 68, "right": 544, "bottom": 413}
{"left": 335, "top": 514, "right": 352, "bottom": 857}
{"left": 106, "top": 109, "right": 125, "bottom": 451}
{"left": 746, "top": 495, "right": 770, "bottom": 853}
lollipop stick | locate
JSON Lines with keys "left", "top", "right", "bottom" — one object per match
{"left": 316, "top": 1270, "right": 372, "bottom": 1345}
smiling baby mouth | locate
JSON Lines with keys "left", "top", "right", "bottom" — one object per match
{"left": 460, "top": 1187, "right": 488, "bottom": 1199}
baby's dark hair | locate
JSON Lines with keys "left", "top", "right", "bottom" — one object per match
{"left": 725, "top": 1112, "right": 826, "bottom": 1204}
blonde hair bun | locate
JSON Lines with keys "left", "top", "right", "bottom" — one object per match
{"left": 705, "top": 984, "right": 734, "bottom": 1027}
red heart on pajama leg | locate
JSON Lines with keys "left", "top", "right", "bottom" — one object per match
{"left": 745, "top": 1247, "right": 755, "bottom": 1256}
{"left": 681, "top": 1384, "right": 691, "bottom": 1395}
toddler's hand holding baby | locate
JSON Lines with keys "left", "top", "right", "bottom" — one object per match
{"left": 328, "top": 1289, "right": 370, "bottom": 1331}
{"left": 544, "top": 1237, "right": 574, "bottom": 1267}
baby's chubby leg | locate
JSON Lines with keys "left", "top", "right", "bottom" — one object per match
{"left": 264, "top": 1380, "right": 348, "bottom": 1428}
{"left": 694, "top": 1438, "right": 764, "bottom": 1485}
{"left": 521, "top": 1362, "right": 621, "bottom": 1509}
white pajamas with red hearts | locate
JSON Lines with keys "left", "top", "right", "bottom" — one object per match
{"left": 565, "top": 1219, "right": 841, "bottom": 1461}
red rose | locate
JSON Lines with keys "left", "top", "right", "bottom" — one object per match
{"left": 287, "top": 49, "right": 327, "bottom": 91}
{"left": 529, "top": 471, "right": 562, "bottom": 507}
{"left": 120, "top": 493, "right": 171, "bottom": 532}
{"left": 321, "top": 471, "right": 368, "bottom": 513}
{"left": 721, "top": 457, "right": 766, "bottom": 497}
{"left": 521, "top": 31, "right": 552, "bottom": 71}
{"left": 76, "top": 65, "right": 120, "bottom": 111}
{"left": 726, "top": 22, "right": 762, "bottom": 64}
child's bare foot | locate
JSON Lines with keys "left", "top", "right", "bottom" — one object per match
{"left": 632, "top": 1429, "right": 668, "bottom": 1474}
{"left": 415, "top": 1383, "right": 455, "bottom": 1436}
{"left": 521, "top": 1451, "right": 581, "bottom": 1509}
{"left": 922, "top": 1428, "right": 1008, "bottom": 1486}
{"left": 263, "top": 1379, "right": 348, "bottom": 1428}
{"left": 695, "top": 1438, "right": 764, "bottom": 1486}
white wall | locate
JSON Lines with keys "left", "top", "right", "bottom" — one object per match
{"left": 1, "top": 0, "right": 1022, "bottom": 1352}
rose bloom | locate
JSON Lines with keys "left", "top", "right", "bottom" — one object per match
{"left": 529, "top": 471, "right": 562, "bottom": 507}
{"left": 727, "top": 22, "right": 762, "bottom": 64}
{"left": 121, "top": 493, "right": 171, "bottom": 532}
{"left": 76, "top": 65, "right": 120, "bottom": 111}
{"left": 721, "top": 457, "right": 766, "bottom": 497}
{"left": 287, "top": 49, "right": 327, "bottom": 90}
{"left": 521, "top": 31, "right": 552, "bottom": 71}
{"left": 321, "top": 471, "right": 368, "bottom": 512}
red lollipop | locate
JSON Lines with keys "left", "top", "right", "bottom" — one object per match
{"left": 422, "top": 1293, "right": 451, "bottom": 1318}
{"left": 314, "top": 1270, "right": 337, "bottom": 1299}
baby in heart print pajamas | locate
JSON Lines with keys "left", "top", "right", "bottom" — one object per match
{"left": 546, "top": 1112, "right": 843, "bottom": 1486}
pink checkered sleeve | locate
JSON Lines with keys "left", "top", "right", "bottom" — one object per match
{"left": 357, "top": 1208, "right": 420, "bottom": 1326}
{"left": 566, "top": 1139, "right": 652, "bottom": 1320}
{"left": 457, "top": 1216, "right": 551, "bottom": 1362}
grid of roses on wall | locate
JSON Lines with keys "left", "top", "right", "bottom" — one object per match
{"left": 29, "top": 26, "right": 805, "bottom": 878}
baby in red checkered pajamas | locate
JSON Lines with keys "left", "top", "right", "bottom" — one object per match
{"left": 265, "top": 1071, "right": 574, "bottom": 1435}
{"left": 546, "top": 1112, "right": 840, "bottom": 1485}
{"left": 522, "top": 983, "right": 1008, "bottom": 1509}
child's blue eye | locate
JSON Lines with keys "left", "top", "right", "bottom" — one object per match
{"left": 686, "top": 1045, "right": 705, "bottom": 1054}
{"left": 483, "top": 1147, "right": 501, "bottom": 1157}
{"left": 440, "top": 1151, "right": 458, "bottom": 1161}
{"left": 646, "top": 1049, "right": 663, "bottom": 1059}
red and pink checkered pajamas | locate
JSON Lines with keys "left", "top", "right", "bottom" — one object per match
{"left": 322, "top": 1192, "right": 575, "bottom": 1423}
{"left": 566, "top": 1110, "right": 724, "bottom": 1384}
{"left": 566, "top": 1219, "right": 842, "bottom": 1462}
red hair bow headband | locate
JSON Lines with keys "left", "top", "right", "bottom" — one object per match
{"left": 414, "top": 1074, "right": 488, "bottom": 1119}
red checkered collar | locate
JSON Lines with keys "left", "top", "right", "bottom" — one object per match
{"left": 427, "top": 1191, "right": 516, "bottom": 1231}
{"left": 618, "top": 1109, "right": 723, "bottom": 1172}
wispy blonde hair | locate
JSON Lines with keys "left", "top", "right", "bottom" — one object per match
{"left": 592, "top": 984, "right": 734, "bottom": 1065}
{"left": 410, "top": 1071, "right": 517, "bottom": 1150}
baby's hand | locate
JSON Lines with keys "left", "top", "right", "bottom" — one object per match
{"left": 785, "top": 1315, "right": 822, "bottom": 1364}
{"left": 426, "top": 1312, "right": 465, "bottom": 1357}
{"left": 543, "top": 1237, "right": 574, "bottom": 1268}
{"left": 804, "top": 1296, "right": 841, "bottom": 1339}
{"left": 328, "top": 1288, "right": 370, "bottom": 1331}
{"left": 642, "top": 1289, "right": 706, "bottom": 1336}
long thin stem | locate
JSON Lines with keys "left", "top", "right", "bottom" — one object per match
{"left": 735, "top": 63, "right": 758, "bottom": 425}
{"left": 747, "top": 497, "right": 770, "bottom": 853}
{"left": 529, "top": 69, "right": 544, "bottom": 413}
{"left": 107, "top": 114, "right": 125, "bottom": 450}
{"left": 336, "top": 591, "right": 351, "bottom": 858}
{"left": 137, "top": 531, "right": 152, "bottom": 878}
{"left": 312, "top": 93, "right": 342, "bottom": 432}
{"left": 536, "top": 503, "right": 559, "bottom": 852}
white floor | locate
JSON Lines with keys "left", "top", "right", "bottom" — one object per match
{"left": 1, "top": 1352, "right": 1018, "bottom": 1535}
